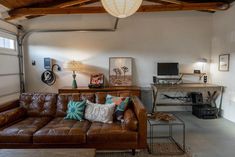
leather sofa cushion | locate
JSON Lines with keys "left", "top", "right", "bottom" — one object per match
{"left": 56, "top": 94, "right": 81, "bottom": 117}
{"left": 20, "top": 93, "right": 57, "bottom": 117}
{"left": 80, "top": 93, "right": 95, "bottom": 102}
{"left": 0, "top": 107, "right": 26, "bottom": 128}
{"left": 33, "top": 117, "right": 91, "bottom": 144}
{"left": 0, "top": 117, "right": 51, "bottom": 143}
{"left": 87, "top": 122, "right": 138, "bottom": 144}
{"left": 56, "top": 93, "right": 95, "bottom": 117}
{"left": 95, "top": 92, "right": 118, "bottom": 104}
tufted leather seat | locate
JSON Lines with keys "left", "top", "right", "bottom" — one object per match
{"left": 0, "top": 117, "right": 51, "bottom": 143}
{"left": 33, "top": 117, "right": 91, "bottom": 144}
{"left": 20, "top": 93, "right": 57, "bottom": 117}
{"left": 87, "top": 122, "right": 138, "bottom": 144}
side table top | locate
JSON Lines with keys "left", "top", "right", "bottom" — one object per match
{"left": 148, "top": 114, "right": 184, "bottom": 125}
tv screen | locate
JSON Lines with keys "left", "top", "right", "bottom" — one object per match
{"left": 157, "top": 63, "right": 179, "bottom": 76}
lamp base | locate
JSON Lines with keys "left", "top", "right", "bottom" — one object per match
{"left": 72, "top": 72, "right": 77, "bottom": 89}
{"left": 72, "top": 80, "right": 77, "bottom": 89}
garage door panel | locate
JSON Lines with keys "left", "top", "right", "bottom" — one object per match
{"left": 0, "top": 55, "right": 19, "bottom": 74}
{"left": 0, "top": 75, "right": 20, "bottom": 96}
{"left": 0, "top": 32, "right": 20, "bottom": 104}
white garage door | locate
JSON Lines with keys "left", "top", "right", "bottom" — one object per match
{"left": 0, "top": 31, "right": 20, "bottom": 104}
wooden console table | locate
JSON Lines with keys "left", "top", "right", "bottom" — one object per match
{"left": 58, "top": 86, "right": 141, "bottom": 97}
{"left": 151, "top": 83, "right": 224, "bottom": 116}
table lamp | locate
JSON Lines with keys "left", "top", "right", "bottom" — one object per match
{"left": 63, "top": 60, "right": 81, "bottom": 89}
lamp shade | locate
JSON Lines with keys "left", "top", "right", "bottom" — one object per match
{"left": 63, "top": 60, "right": 81, "bottom": 71}
{"left": 101, "top": 0, "right": 143, "bottom": 18}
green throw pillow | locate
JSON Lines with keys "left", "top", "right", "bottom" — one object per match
{"left": 65, "top": 100, "right": 86, "bottom": 121}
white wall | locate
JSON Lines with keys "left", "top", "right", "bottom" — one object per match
{"left": 21, "top": 12, "right": 212, "bottom": 93}
{"left": 211, "top": 3, "right": 235, "bottom": 122}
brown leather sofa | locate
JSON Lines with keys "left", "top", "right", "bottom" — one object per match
{"left": 0, "top": 92, "right": 147, "bottom": 153}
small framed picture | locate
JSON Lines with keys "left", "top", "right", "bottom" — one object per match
{"left": 88, "top": 73, "right": 104, "bottom": 88}
{"left": 219, "top": 54, "right": 230, "bottom": 71}
{"left": 109, "top": 57, "right": 133, "bottom": 86}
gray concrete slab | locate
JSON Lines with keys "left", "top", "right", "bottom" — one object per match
{"left": 149, "top": 112, "right": 235, "bottom": 157}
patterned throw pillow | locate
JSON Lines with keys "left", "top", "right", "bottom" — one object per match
{"left": 65, "top": 100, "right": 86, "bottom": 121}
{"left": 105, "top": 94, "right": 130, "bottom": 121}
{"left": 84, "top": 100, "right": 116, "bottom": 123}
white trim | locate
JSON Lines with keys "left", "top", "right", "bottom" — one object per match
{"left": 0, "top": 31, "right": 17, "bottom": 40}
{"left": 0, "top": 31, "right": 17, "bottom": 51}
{"left": 0, "top": 47, "right": 17, "bottom": 54}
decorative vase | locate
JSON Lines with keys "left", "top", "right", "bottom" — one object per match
{"left": 72, "top": 72, "right": 77, "bottom": 89}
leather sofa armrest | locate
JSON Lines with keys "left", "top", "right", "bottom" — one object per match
{"left": 0, "top": 99, "right": 19, "bottom": 113}
{"left": 0, "top": 107, "right": 26, "bottom": 128}
{"left": 123, "top": 109, "right": 138, "bottom": 131}
{"left": 131, "top": 96, "right": 147, "bottom": 148}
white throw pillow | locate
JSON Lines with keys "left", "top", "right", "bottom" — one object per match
{"left": 84, "top": 100, "right": 116, "bottom": 123}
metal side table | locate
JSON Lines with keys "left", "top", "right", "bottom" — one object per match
{"left": 148, "top": 114, "right": 185, "bottom": 155}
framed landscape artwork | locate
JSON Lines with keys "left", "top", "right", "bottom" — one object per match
{"left": 219, "top": 54, "right": 230, "bottom": 71}
{"left": 109, "top": 57, "right": 133, "bottom": 86}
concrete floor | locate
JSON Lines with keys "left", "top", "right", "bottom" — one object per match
{"left": 150, "top": 112, "right": 235, "bottom": 157}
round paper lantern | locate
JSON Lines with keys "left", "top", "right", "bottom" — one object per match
{"left": 101, "top": 0, "right": 143, "bottom": 18}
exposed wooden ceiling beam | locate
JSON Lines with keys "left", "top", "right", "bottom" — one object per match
{"left": 138, "top": 2, "right": 227, "bottom": 12}
{"left": 159, "top": 0, "right": 214, "bottom": 12}
{"left": 0, "top": 0, "right": 53, "bottom": 9}
{"left": 67, "top": 0, "right": 99, "bottom": 7}
{"left": 28, "top": 0, "right": 95, "bottom": 8}
{"left": 6, "top": 2, "right": 226, "bottom": 20}
{"left": 50, "top": 0, "right": 93, "bottom": 8}
{"left": 0, "top": 0, "right": 14, "bottom": 8}
{"left": 160, "top": 0, "right": 185, "bottom": 5}
{"left": 144, "top": 0, "right": 173, "bottom": 5}
{"left": 25, "top": 0, "right": 98, "bottom": 19}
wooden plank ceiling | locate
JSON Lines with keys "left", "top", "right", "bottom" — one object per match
{"left": 0, "top": 0, "right": 233, "bottom": 20}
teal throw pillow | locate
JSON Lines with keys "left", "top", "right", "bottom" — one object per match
{"left": 65, "top": 100, "right": 86, "bottom": 121}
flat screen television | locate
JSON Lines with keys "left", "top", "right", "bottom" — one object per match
{"left": 157, "top": 62, "right": 179, "bottom": 76}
